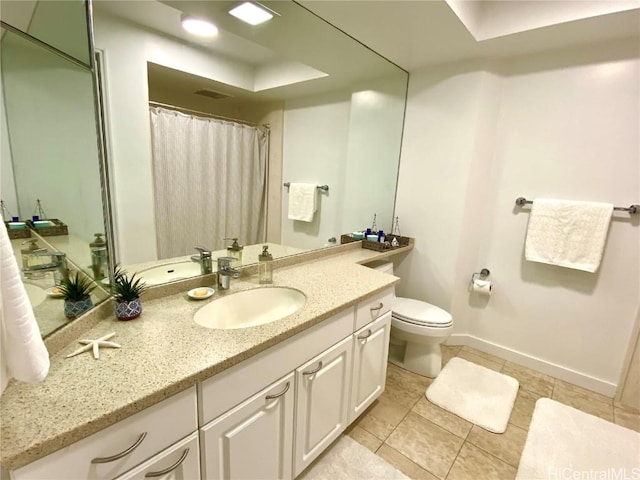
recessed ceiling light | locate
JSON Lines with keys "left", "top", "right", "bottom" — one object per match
{"left": 181, "top": 15, "right": 219, "bottom": 38}
{"left": 229, "top": 2, "right": 274, "bottom": 26}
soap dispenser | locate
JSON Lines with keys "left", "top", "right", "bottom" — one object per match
{"left": 21, "top": 239, "right": 47, "bottom": 278}
{"left": 225, "top": 237, "right": 244, "bottom": 268}
{"left": 258, "top": 245, "right": 273, "bottom": 284}
{"left": 90, "top": 233, "right": 108, "bottom": 280}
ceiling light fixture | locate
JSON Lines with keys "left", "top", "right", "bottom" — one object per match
{"left": 181, "top": 15, "right": 219, "bottom": 38}
{"left": 229, "top": 2, "right": 274, "bottom": 26}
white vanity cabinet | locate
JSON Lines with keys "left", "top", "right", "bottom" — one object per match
{"left": 200, "top": 373, "right": 295, "bottom": 480}
{"left": 349, "top": 312, "right": 391, "bottom": 423}
{"left": 293, "top": 336, "right": 353, "bottom": 476}
{"left": 113, "top": 433, "right": 200, "bottom": 480}
{"left": 10, "top": 387, "right": 198, "bottom": 480}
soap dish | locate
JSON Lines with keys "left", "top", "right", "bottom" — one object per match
{"left": 188, "top": 287, "right": 214, "bottom": 300}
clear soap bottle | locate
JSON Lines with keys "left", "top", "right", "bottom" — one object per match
{"left": 90, "top": 233, "right": 108, "bottom": 280}
{"left": 21, "top": 239, "right": 47, "bottom": 279}
{"left": 225, "top": 237, "right": 244, "bottom": 268}
{"left": 258, "top": 245, "right": 273, "bottom": 284}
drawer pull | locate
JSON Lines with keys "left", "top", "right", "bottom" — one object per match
{"left": 91, "top": 432, "right": 147, "bottom": 463}
{"left": 357, "top": 329, "right": 372, "bottom": 340}
{"left": 144, "top": 448, "right": 190, "bottom": 477}
{"left": 265, "top": 381, "right": 290, "bottom": 400}
{"left": 303, "top": 361, "right": 323, "bottom": 376}
{"left": 370, "top": 302, "right": 384, "bottom": 314}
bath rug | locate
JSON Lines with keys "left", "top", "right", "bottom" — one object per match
{"left": 425, "top": 357, "right": 519, "bottom": 433}
{"left": 516, "top": 398, "right": 640, "bottom": 480}
{"left": 299, "top": 435, "right": 408, "bottom": 480}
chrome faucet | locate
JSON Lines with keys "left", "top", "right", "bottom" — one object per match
{"left": 23, "top": 251, "right": 69, "bottom": 285}
{"left": 194, "top": 247, "right": 212, "bottom": 275}
{"left": 217, "top": 257, "right": 240, "bottom": 290}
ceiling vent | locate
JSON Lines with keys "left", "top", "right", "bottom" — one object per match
{"left": 194, "top": 89, "right": 232, "bottom": 100}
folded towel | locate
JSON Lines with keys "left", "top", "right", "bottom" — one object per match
{"left": 525, "top": 198, "right": 613, "bottom": 273}
{"left": 0, "top": 223, "right": 49, "bottom": 395}
{"left": 287, "top": 183, "right": 318, "bottom": 222}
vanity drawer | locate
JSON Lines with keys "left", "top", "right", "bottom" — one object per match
{"left": 12, "top": 387, "right": 197, "bottom": 480}
{"left": 355, "top": 288, "right": 394, "bottom": 330}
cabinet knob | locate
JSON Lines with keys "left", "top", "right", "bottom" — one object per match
{"left": 357, "top": 329, "right": 372, "bottom": 341}
{"left": 370, "top": 302, "right": 384, "bottom": 314}
{"left": 91, "top": 432, "right": 147, "bottom": 463}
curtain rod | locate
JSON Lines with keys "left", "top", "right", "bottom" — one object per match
{"left": 149, "top": 101, "right": 270, "bottom": 129}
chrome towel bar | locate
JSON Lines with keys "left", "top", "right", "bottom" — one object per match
{"left": 515, "top": 197, "right": 638, "bottom": 214}
{"left": 283, "top": 183, "right": 329, "bottom": 191}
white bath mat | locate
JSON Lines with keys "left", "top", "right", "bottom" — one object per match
{"left": 425, "top": 357, "right": 519, "bottom": 433}
{"left": 516, "top": 398, "right": 640, "bottom": 480}
{"left": 299, "top": 436, "right": 408, "bottom": 480}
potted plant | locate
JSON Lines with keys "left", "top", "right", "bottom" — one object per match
{"left": 112, "top": 267, "right": 147, "bottom": 321}
{"left": 59, "top": 273, "right": 95, "bottom": 319}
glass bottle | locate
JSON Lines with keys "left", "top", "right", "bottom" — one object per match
{"left": 21, "top": 239, "right": 47, "bottom": 279}
{"left": 225, "top": 237, "right": 244, "bottom": 268}
{"left": 258, "top": 245, "right": 273, "bottom": 284}
{"left": 90, "top": 233, "right": 108, "bottom": 280}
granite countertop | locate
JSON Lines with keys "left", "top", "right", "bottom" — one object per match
{"left": 0, "top": 242, "right": 412, "bottom": 471}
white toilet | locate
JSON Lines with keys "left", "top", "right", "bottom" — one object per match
{"left": 371, "top": 261, "right": 453, "bottom": 378}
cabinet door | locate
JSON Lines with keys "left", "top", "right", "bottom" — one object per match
{"left": 114, "top": 433, "right": 199, "bottom": 480}
{"left": 349, "top": 312, "right": 391, "bottom": 423}
{"left": 294, "top": 336, "right": 352, "bottom": 476}
{"left": 200, "top": 373, "right": 294, "bottom": 480}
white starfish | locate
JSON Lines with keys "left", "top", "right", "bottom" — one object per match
{"left": 66, "top": 332, "right": 121, "bottom": 360}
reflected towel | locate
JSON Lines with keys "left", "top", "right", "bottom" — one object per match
{"left": 525, "top": 198, "right": 613, "bottom": 273}
{"left": 288, "top": 183, "right": 318, "bottom": 222}
{"left": 0, "top": 223, "right": 49, "bottom": 395}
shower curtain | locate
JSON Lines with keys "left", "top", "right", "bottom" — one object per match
{"left": 150, "top": 107, "right": 267, "bottom": 259}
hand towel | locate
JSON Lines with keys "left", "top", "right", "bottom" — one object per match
{"left": 0, "top": 222, "right": 49, "bottom": 395}
{"left": 524, "top": 198, "right": 613, "bottom": 273}
{"left": 287, "top": 183, "right": 318, "bottom": 222}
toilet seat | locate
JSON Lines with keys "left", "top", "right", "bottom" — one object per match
{"left": 392, "top": 297, "right": 453, "bottom": 328}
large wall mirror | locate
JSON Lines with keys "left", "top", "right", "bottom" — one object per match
{"left": 1, "top": 0, "right": 408, "bottom": 339}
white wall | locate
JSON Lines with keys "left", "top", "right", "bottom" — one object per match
{"left": 0, "top": 58, "right": 19, "bottom": 217}
{"left": 395, "top": 39, "right": 639, "bottom": 395}
{"left": 281, "top": 91, "right": 351, "bottom": 249}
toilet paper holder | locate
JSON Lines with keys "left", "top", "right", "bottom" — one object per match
{"left": 470, "top": 268, "right": 490, "bottom": 283}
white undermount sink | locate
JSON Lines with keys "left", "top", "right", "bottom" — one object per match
{"left": 138, "top": 261, "right": 201, "bottom": 286}
{"left": 194, "top": 287, "right": 306, "bottom": 330}
{"left": 24, "top": 283, "right": 47, "bottom": 308}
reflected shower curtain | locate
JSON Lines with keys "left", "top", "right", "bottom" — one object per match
{"left": 150, "top": 107, "right": 267, "bottom": 259}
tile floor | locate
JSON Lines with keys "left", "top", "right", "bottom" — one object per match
{"left": 344, "top": 345, "right": 640, "bottom": 480}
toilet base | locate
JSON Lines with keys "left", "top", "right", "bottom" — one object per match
{"left": 389, "top": 327, "right": 448, "bottom": 378}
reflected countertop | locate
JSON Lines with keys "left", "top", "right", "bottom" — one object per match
{"left": 0, "top": 240, "right": 413, "bottom": 471}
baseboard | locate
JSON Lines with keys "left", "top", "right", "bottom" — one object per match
{"left": 445, "top": 334, "right": 617, "bottom": 397}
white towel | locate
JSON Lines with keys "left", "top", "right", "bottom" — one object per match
{"left": 287, "top": 183, "right": 318, "bottom": 222}
{"left": 525, "top": 198, "right": 613, "bottom": 273}
{"left": 0, "top": 223, "right": 49, "bottom": 395}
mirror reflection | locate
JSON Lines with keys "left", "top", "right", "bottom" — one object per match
{"left": 1, "top": 0, "right": 408, "bottom": 339}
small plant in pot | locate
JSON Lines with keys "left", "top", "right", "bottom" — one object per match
{"left": 112, "top": 267, "right": 147, "bottom": 321}
{"left": 59, "top": 273, "right": 95, "bottom": 319}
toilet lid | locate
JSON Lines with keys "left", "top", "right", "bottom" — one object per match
{"left": 392, "top": 297, "right": 453, "bottom": 327}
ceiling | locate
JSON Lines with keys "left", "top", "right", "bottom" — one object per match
{"left": 299, "top": 0, "right": 640, "bottom": 72}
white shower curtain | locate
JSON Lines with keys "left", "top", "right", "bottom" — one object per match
{"left": 150, "top": 107, "right": 267, "bottom": 259}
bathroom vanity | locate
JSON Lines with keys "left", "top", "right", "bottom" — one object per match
{"left": 0, "top": 242, "right": 410, "bottom": 479}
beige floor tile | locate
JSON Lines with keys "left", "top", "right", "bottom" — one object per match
{"left": 376, "top": 444, "right": 439, "bottom": 480}
{"left": 412, "top": 397, "right": 472, "bottom": 439}
{"left": 460, "top": 346, "right": 506, "bottom": 366}
{"left": 509, "top": 389, "right": 545, "bottom": 431}
{"left": 614, "top": 406, "right": 640, "bottom": 432}
{"left": 501, "top": 362, "right": 555, "bottom": 397}
{"left": 384, "top": 363, "right": 433, "bottom": 410}
{"left": 386, "top": 412, "right": 464, "bottom": 479}
{"left": 355, "top": 392, "right": 411, "bottom": 440}
{"left": 345, "top": 424, "right": 383, "bottom": 452}
{"left": 446, "top": 443, "right": 517, "bottom": 480}
{"left": 441, "top": 345, "right": 461, "bottom": 368}
{"left": 456, "top": 350, "right": 503, "bottom": 372}
{"left": 466, "top": 424, "right": 528, "bottom": 468}
{"left": 552, "top": 380, "right": 613, "bottom": 422}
